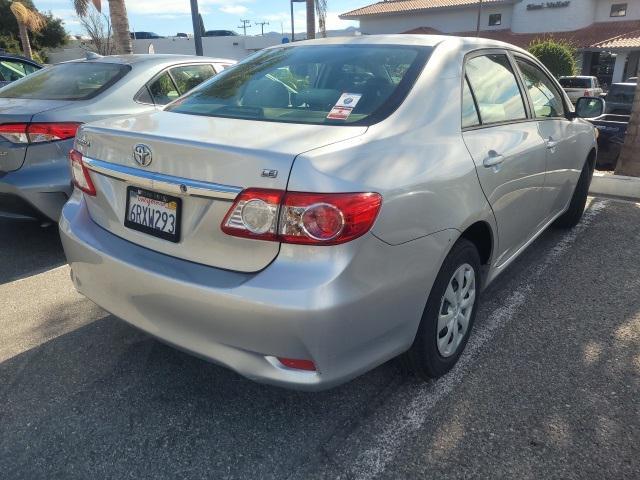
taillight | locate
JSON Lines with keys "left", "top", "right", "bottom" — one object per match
{"left": 69, "top": 149, "right": 96, "bottom": 196}
{"left": 277, "top": 357, "right": 317, "bottom": 371}
{"left": 584, "top": 90, "right": 591, "bottom": 97}
{"left": 0, "top": 122, "right": 80, "bottom": 144}
{"left": 222, "top": 189, "right": 382, "bottom": 245}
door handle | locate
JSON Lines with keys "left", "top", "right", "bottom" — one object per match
{"left": 546, "top": 137, "right": 559, "bottom": 149}
{"left": 483, "top": 151, "right": 504, "bottom": 168}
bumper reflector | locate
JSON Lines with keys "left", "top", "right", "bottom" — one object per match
{"left": 277, "top": 357, "right": 317, "bottom": 371}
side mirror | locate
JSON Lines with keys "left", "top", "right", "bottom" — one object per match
{"left": 575, "top": 96, "right": 605, "bottom": 118}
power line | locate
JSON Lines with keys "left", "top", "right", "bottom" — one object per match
{"left": 255, "top": 21, "right": 269, "bottom": 36}
{"left": 237, "top": 19, "right": 251, "bottom": 36}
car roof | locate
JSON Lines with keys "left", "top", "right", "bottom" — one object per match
{"left": 62, "top": 54, "right": 235, "bottom": 66}
{"left": 611, "top": 82, "right": 636, "bottom": 86}
{"left": 0, "top": 53, "right": 41, "bottom": 66}
{"left": 276, "top": 34, "right": 530, "bottom": 55}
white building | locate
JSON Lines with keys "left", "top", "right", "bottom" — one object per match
{"left": 341, "top": 0, "right": 640, "bottom": 85}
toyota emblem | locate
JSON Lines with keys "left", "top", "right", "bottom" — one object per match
{"left": 133, "top": 144, "right": 153, "bottom": 167}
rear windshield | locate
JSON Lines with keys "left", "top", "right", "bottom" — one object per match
{"left": 166, "top": 45, "right": 431, "bottom": 125}
{"left": 559, "top": 77, "right": 591, "bottom": 88}
{"left": 607, "top": 84, "right": 635, "bottom": 104}
{"left": 0, "top": 62, "right": 130, "bottom": 100}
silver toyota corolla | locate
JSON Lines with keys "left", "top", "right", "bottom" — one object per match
{"left": 0, "top": 54, "right": 234, "bottom": 222}
{"left": 60, "top": 35, "right": 598, "bottom": 390}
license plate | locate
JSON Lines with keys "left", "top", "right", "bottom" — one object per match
{"left": 124, "top": 186, "right": 181, "bottom": 242}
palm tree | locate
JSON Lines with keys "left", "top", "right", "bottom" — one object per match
{"left": 73, "top": 0, "right": 132, "bottom": 54}
{"left": 10, "top": 1, "right": 45, "bottom": 60}
{"left": 615, "top": 79, "right": 640, "bottom": 177}
{"left": 306, "top": 0, "right": 328, "bottom": 39}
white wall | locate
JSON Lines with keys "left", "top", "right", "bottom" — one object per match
{"left": 595, "top": 0, "right": 640, "bottom": 21}
{"left": 46, "top": 35, "right": 282, "bottom": 64}
{"left": 511, "top": 0, "right": 597, "bottom": 33}
{"left": 359, "top": 5, "right": 513, "bottom": 34}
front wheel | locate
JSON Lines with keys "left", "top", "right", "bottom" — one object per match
{"left": 404, "top": 238, "right": 481, "bottom": 379}
{"left": 553, "top": 159, "right": 593, "bottom": 229}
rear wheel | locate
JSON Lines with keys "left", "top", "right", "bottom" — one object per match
{"left": 404, "top": 239, "right": 481, "bottom": 379}
{"left": 553, "top": 158, "right": 593, "bottom": 229}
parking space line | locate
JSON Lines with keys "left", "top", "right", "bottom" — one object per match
{"left": 323, "top": 199, "right": 609, "bottom": 480}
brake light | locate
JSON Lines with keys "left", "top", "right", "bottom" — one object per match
{"left": 277, "top": 357, "right": 317, "bottom": 371}
{"left": 0, "top": 122, "right": 80, "bottom": 144}
{"left": 584, "top": 90, "right": 591, "bottom": 97}
{"left": 221, "top": 189, "right": 382, "bottom": 245}
{"left": 69, "top": 149, "right": 96, "bottom": 196}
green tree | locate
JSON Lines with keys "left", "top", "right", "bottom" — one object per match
{"left": 528, "top": 38, "right": 577, "bottom": 77}
{"left": 10, "top": 1, "right": 45, "bottom": 60}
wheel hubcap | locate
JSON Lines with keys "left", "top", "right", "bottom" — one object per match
{"left": 437, "top": 263, "right": 476, "bottom": 358}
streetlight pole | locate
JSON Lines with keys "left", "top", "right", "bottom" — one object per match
{"left": 190, "top": 0, "right": 203, "bottom": 56}
{"left": 475, "top": 0, "right": 483, "bottom": 37}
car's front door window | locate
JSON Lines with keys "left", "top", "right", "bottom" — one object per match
{"left": 515, "top": 59, "right": 565, "bottom": 118}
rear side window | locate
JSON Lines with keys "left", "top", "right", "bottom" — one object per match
{"left": 170, "top": 64, "right": 215, "bottom": 95}
{"left": 465, "top": 54, "right": 526, "bottom": 124}
{"left": 148, "top": 72, "right": 180, "bottom": 105}
{"left": 515, "top": 59, "right": 565, "bottom": 118}
{"left": 462, "top": 76, "right": 480, "bottom": 128}
{"left": 0, "top": 62, "right": 129, "bottom": 100}
{"left": 0, "top": 60, "right": 38, "bottom": 82}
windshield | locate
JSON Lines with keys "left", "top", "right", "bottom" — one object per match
{"left": 0, "top": 62, "right": 130, "bottom": 100}
{"left": 166, "top": 45, "right": 431, "bottom": 125}
{"left": 607, "top": 84, "right": 635, "bottom": 104}
{"left": 559, "top": 77, "right": 591, "bottom": 88}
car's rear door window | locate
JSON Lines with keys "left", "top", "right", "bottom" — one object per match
{"left": 515, "top": 58, "right": 565, "bottom": 118}
{"left": 166, "top": 45, "right": 432, "bottom": 125}
{"left": 465, "top": 54, "right": 527, "bottom": 124}
{"left": 0, "top": 62, "right": 129, "bottom": 100}
{"left": 169, "top": 64, "right": 215, "bottom": 95}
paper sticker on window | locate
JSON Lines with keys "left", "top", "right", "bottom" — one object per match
{"left": 327, "top": 106, "right": 354, "bottom": 120}
{"left": 335, "top": 93, "right": 362, "bottom": 108}
{"left": 327, "top": 93, "right": 362, "bottom": 120}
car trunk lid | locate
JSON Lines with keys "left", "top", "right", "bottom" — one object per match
{"left": 77, "top": 110, "right": 367, "bottom": 272}
{"left": 0, "top": 98, "right": 71, "bottom": 172}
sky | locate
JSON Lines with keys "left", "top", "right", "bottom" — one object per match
{"left": 32, "top": 0, "right": 368, "bottom": 37}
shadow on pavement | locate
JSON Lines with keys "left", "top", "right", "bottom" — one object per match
{"left": 0, "top": 219, "right": 65, "bottom": 284}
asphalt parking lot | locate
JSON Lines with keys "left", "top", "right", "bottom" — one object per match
{"left": 1, "top": 197, "right": 638, "bottom": 480}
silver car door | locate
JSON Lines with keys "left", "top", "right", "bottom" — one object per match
{"left": 513, "top": 56, "right": 581, "bottom": 220}
{"left": 462, "top": 52, "right": 548, "bottom": 267}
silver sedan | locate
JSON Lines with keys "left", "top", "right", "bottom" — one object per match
{"left": 0, "top": 54, "right": 234, "bottom": 222}
{"left": 60, "top": 35, "right": 598, "bottom": 390}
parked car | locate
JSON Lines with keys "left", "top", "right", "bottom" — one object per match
{"left": 559, "top": 76, "right": 603, "bottom": 104}
{"left": 130, "top": 32, "right": 164, "bottom": 40}
{"left": 176, "top": 33, "right": 189, "bottom": 38}
{"left": 603, "top": 82, "right": 636, "bottom": 115}
{"left": 204, "top": 30, "right": 239, "bottom": 37}
{"left": 0, "top": 53, "right": 41, "bottom": 88}
{"left": 627, "top": 76, "right": 637, "bottom": 82}
{"left": 575, "top": 97, "right": 629, "bottom": 170}
{"left": 0, "top": 54, "right": 235, "bottom": 222}
{"left": 60, "top": 36, "right": 598, "bottom": 390}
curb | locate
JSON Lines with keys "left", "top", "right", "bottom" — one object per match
{"left": 589, "top": 173, "right": 640, "bottom": 202}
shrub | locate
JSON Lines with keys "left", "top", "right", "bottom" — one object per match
{"left": 528, "top": 38, "right": 577, "bottom": 77}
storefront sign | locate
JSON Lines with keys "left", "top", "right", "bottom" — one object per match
{"left": 527, "top": 1, "right": 571, "bottom": 10}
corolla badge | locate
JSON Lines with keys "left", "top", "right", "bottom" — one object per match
{"left": 133, "top": 144, "right": 153, "bottom": 167}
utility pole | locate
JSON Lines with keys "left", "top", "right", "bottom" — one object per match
{"left": 189, "top": 0, "right": 203, "bottom": 56}
{"left": 238, "top": 19, "right": 251, "bottom": 36}
{"left": 255, "top": 21, "right": 269, "bottom": 36}
{"left": 475, "top": 0, "right": 483, "bottom": 37}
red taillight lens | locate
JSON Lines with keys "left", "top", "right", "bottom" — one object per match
{"left": 584, "top": 90, "right": 591, "bottom": 97}
{"left": 0, "top": 122, "right": 80, "bottom": 144}
{"left": 221, "top": 189, "right": 382, "bottom": 245}
{"left": 277, "top": 357, "right": 317, "bottom": 371}
{"left": 69, "top": 149, "right": 96, "bottom": 196}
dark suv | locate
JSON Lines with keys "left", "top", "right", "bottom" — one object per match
{"left": 604, "top": 82, "right": 637, "bottom": 115}
{"left": 203, "top": 30, "right": 239, "bottom": 37}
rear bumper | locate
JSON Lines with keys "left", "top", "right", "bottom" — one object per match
{"left": 60, "top": 191, "right": 454, "bottom": 390}
{"left": 0, "top": 161, "right": 72, "bottom": 222}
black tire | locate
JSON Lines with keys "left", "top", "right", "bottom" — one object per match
{"left": 553, "top": 158, "right": 593, "bottom": 229}
{"left": 404, "top": 238, "right": 481, "bottom": 380}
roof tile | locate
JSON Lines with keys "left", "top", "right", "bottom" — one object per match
{"left": 341, "top": 0, "right": 507, "bottom": 19}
